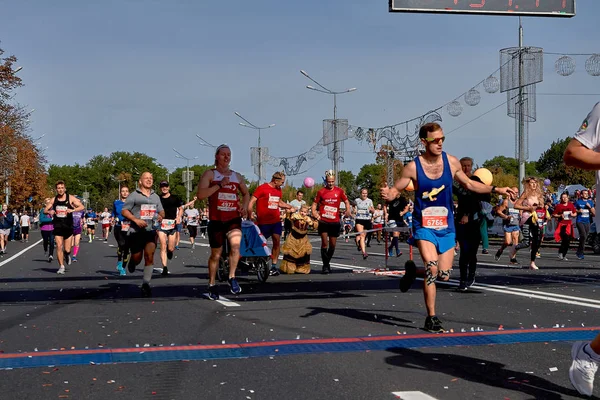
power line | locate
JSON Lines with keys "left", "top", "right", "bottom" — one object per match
{"left": 446, "top": 100, "right": 509, "bottom": 136}
{"left": 538, "top": 93, "right": 600, "bottom": 96}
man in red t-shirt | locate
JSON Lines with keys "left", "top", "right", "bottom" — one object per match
{"left": 249, "top": 171, "right": 296, "bottom": 276}
{"left": 311, "top": 170, "right": 351, "bottom": 274}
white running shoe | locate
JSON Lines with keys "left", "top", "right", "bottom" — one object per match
{"left": 56, "top": 266, "right": 66, "bottom": 275}
{"left": 67, "top": 255, "right": 72, "bottom": 265}
{"left": 570, "top": 341, "right": 598, "bottom": 396}
{"left": 192, "top": 243, "right": 195, "bottom": 249}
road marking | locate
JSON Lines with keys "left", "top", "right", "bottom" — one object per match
{"left": 202, "top": 293, "right": 241, "bottom": 307}
{"left": 392, "top": 392, "right": 439, "bottom": 400}
{"left": 0, "top": 239, "right": 43, "bottom": 268}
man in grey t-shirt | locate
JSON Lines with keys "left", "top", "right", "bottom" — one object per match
{"left": 121, "top": 171, "right": 165, "bottom": 297}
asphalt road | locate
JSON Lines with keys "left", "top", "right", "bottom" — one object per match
{"left": 0, "top": 230, "right": 599, "bottom": 400}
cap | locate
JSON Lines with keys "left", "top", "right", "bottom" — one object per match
{"left": 159, "top": 181, "right": 169, "bottom": 187}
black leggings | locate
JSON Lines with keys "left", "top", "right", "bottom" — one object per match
{"left": 41, "top": 230, "right": 54, "bottom": 257}
{"left": 515, "top": 218, "right": 542, "bottom": 262}
{"left": 559, "top": 225, "right": 572, "bottom": 257}
{"left": 113, "top": 225, "right": 129, "bottom": 261}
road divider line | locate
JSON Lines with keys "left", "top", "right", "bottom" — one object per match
{"left": 0, "top": 239, "right": 42, "bottom": 268}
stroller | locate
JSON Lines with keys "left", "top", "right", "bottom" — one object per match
{"left": 218, "top": 220, "right": 271, "bottom": 283}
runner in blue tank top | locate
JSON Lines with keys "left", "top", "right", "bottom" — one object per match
{"left": 381, "top": 122, "right": 515, "bottom": 333}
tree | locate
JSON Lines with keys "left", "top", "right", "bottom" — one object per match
{"left": 537, "top": 137, "right": 595, "bottom": 188}
{"left": 338, "top": 170, "right": 357, "bottom": 199}
{"left": 483, "top": 155, "right": 538, "bottom": 177}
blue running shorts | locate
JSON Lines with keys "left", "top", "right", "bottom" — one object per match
{"left": 408, "top": 228, "right": 455, "bottom": 254}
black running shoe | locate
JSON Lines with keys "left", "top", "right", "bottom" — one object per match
{"left": 208, "top": 285, "right": 219, "bottom": 301}
{"left": 466, "top": 277, "right": 475, "bottom": 288}
{"left": 399, "top": 260, "right": 417, "bottom": 293}
{"left": 510, "top": 257, "right": 519, "bottom": 264}
{"left": 494, "top": 249, "right": 502, "bottom": 261}
{"left": 161, "top": 267, "right": 169, "bottom": 276}
{"left": 167, "top": 250, "right": 173, "bottom": 260}
{"left": 362, "top": 253, "right": 368, "bottom": 260}
{"left": 141, "top": 283, "right": 152, "bottom": 298}
{"left": 456, "top": 281, "right": 468, "bottom": 292}
{"left": 127, "top": 259, "right": 136, "bottom": 273}
{"left": 424, "top": 316, "right": 445, "bottom": 333}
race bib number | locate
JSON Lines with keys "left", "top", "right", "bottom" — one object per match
{"left": 322, "top": 205, "right": 338, "bottom": 220}
{"left": 536, "top": 211, "right": 545, "bottom": 227}
{"left": 563, "top": 211, "right": 571, "bottom": 220}
{"left": 56, "top": 206, "right": 68, "bottom": 218}
{"left": 422, "top": 206, "right": 448, "bottom": 230}
{"left": 267, "top": 195, "right": 280, "bottom": 210}
{"left": 121, "top": 222, "right": 130, "bottom": 232}
{"left": 509, "top": 208, "right": 519, "bottom": 225}
{"left": 356, "top": 209, "right": 370, "bottom": 219}
{"left": 140, "top": 204, "right": 157, "bottom": 220}
{"left": 217, "top": 192, "right": 237, "bottom": 212}
{"left": 581, "top": 209, "right": 590, "bottom": 218}
{"left": 161, "top": 219, "right": 175, "bottom": 230}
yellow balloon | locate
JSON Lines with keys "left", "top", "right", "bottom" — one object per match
{"left": 473, "top": 168, "right": 493, "bottom": 186}
{"left": 405, "top": 179, "right": 415, "bottom": 192}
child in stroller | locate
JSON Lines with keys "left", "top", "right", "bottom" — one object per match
{"left": 218, "top": 220, "right": 272, "bottom": 283}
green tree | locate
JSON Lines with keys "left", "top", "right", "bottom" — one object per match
{"left": 537, "top": 137, "right": 595, "bottom": 188}
{"left": 483, "top": 155, "right": 538, "bottom": 177}
{"left": 338, "top": 170, "right": 357, "bottom": 199}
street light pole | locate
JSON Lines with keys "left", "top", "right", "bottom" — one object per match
{"left": 173, "top": 149, "right": 198, "bottom": 204}
{"left": 234, "top": 112, "right": 275, "bottom": 184}
{"left": 300, "top": 70, "right": 356, "bottom": 186}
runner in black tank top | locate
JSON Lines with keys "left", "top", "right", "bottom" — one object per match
{"left": 44, "top": 181, "right": 84, "bottom": 275}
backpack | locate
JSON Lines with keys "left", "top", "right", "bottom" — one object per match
{"left": 39, "top": 209, "right": 53, "bottom": 223}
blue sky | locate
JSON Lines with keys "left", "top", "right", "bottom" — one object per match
{"left": 2, "top": 0, "right": 599, "bottom": 185}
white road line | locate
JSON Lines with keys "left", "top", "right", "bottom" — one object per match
{"left": 202, "top": 293, "right": 241, "bottom": 307}
{"left": 391, "top": 391, "right": 439, "bottom": 400}
{"left": 0, "top": 239, "right": 43, "bottom": 268}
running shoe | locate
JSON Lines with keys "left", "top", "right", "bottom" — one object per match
{"left": 72, "top": 256, "right": 78, "bottom": 263}
{"left": 228, "top": 277, "right": 242, "bottom": 294}
{"left": 482, "top": 249, "right": 489, "bottom": 255}
{"left": 577, "top": 252, "right": 585, "bottom": 260}
{"left": 494, "top": 249, "right": 502, "bottom": 261}
{"left": 466, "top": 277, "right": 475, "bottom": 288}
{"left": 399, "top": 260, "right": 417, "bottom": 293}
{"left": 569, "top": 341, "right": 598, "bottom": 397}
{"left": 456, "top": 281, "right": 467, "bottom": 292}
{"left": 558, "top": 253, "right": 564, "bottom": 260}
{"left": 175, "top": 246, "right": 179, "bottom": 250}
{"left": 117, "top": 266, "right": 126, "bottom": 276}
{"left": 208, "top": 285, "right": 219, "bottom": 301}
{"left": 141, "top": 283, "right": 152, "bottom": 298}
{"left": 424, "top": 316, "right": 445, "bottom": 333}
{"left": 362, "top": 253, "right": 368, "bottom": 260}
{"left": 536, "top": 252, "right": 541, "bottom": 259}
{"left": 396, "top": 250, "right": 403, "bottom": 257}
{"left": 192, "top": 243, "right": 195, "bottom": 249}
{"left": 269, "top": 267, "right": 280, "bottom": 276}
{"left": 161, "top": 267, "right": 169, "bottom": 276}
{"left": 510, "top": 257, "right": 519, "bottom": 264}
{"left": 48, "top": 255, "right": 53, "bottom": 263}
{"left": 67, "top": 254, "right": 72, "bottom": 265}
{"left": 116, "top": 261, "right": 123, "bottom": 271}
{"left": 127, "top": 259, "right": 136, "bottom": 273}
{"left": 388, "top": 249, "right": 394, "bottom": 257}
{"left": 56, "top": 266, "right": 65, "bottom": 275}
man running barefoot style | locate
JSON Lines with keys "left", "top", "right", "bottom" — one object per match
{"left": 563, "top": 102, "right": 600, "bottom": 396}
{"left": 381, "top": 123, "right": 514, "bottom": 333}
{"left": 121, "top": 172, "right": 165, "bottom": 297}
{"left": 44, "top": 181, "right": 85, "bottom": 274}
{"left": 248, "top": 171, "right": 296, "bottom": 276}
{"left": 197, "top": 144, "right": 250, "bottom": 300}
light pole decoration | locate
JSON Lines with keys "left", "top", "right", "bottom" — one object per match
{"left": 234, "top": 112, "right": 275, "bottom": 184}
{"left": 173, "top": 148, "right": 198, "bottom": 204}
{"left": 300, "top": 70, "right": 356, "bottom": 186}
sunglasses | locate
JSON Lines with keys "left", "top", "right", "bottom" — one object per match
{"left": 422, "top": 136, "right": 446, "bottom": 144}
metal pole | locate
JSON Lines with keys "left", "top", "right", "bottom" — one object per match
{"left": 518, "top": 17, "right": 525, "bottom": 194}
{"left": 333, "top": 93, "right": 338, "bottom": 185}
{"left": 258, "top": 128, "right": 262, "bottom": 184}
{"left": 186, "top": 160, "right": 190, "bottom": 204}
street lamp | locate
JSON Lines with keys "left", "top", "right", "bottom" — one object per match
{"left": 234, "top": 111, "right": 275, "bottom": 183}
{"left": 111, "top": 176, "right": 127, "bottom": 196}
{"left": 173, "top": 148, "right": 198, "bottom": 204}
{"left": 300, "top": 69, "right": 357, "bottom": 185}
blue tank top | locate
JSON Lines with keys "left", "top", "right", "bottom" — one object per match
{"left": 112, "top": 200, "right": 128, "bottom": 224}
{"left": 413, "top": 152, "right": 455, "bottom": 234}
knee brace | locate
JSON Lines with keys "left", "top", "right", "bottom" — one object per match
{"left": 425, "top": 260, "right": 438, "bottom": 286}
{"left": 437, "top": 269, "right": 451, "bottom": 281}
